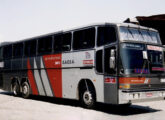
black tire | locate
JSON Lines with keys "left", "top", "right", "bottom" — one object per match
{"left": 11, "top": 82, "right": 20, "bottom": 96}
{"left": 21, "top": 82, "right": 30, "bottom": 98}
{"left": 80, "top": 86, "right": 96, "bottom": 109}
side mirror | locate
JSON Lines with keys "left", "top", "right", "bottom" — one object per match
{"left": 142, "top": 51, "right": 148, "bottom": 59}
{"left": 110, "top": 49, "right": 115, "bottom": 69}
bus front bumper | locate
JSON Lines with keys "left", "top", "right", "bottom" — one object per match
{"left": 118, "top": 89, "right": 165, "bottom": 104}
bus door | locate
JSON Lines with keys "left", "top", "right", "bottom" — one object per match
{"left": 104, "top": 45, "right": 118, "bottom": 104}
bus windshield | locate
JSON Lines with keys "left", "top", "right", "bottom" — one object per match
{"left": 120, "top": 43, "right": 165, "bottom": 75}
{"left": 119, "top": 27, "right": 161, "bottom": 44}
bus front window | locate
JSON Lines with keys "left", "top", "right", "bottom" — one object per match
{"left": 120, "top": 43, "right": 165, "bottom": 75}
{"left": 120, "top": 43, "right": 148, "bottom": 74}
{"left": 119, "top": 27, "right": 161, "bottom": 44}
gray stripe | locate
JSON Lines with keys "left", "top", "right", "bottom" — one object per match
{"left": 40, "top": 58, "right": 53, "bottom": 97}
{"left": 34, "top": 59, "right": 45, "bottom": 96}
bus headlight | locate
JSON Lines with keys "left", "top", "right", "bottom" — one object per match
{"left": 120, "top": 84, "right": 130, "bottom": 89}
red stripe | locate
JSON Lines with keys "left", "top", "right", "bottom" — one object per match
{"left": 27, "top": 59, "right": 38, "bottom": 95}
{"left": 83, "top": 60, "right": 93, "bottom": 65}
{"left": 119, "top": 77, "right": 146, "bottom": 84}
{"left": 43, "top": 54, "right": 62, "bottom": 98}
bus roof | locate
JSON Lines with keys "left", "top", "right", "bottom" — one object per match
{"left": 0, "top": 22, "right": 158, "bottom": 47}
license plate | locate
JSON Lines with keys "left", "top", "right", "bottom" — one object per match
{"left": 146, "top": 93, "right": 153, "bottom": 97}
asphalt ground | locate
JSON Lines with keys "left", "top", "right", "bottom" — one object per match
{"left": 0, "top": 89, "right": 165, "bottom": 120}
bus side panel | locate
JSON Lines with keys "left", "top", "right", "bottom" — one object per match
{"left": 26, "top": 58, "right": 39, "bottom": 95}
{"left": 2, "top": 59, "right": 12, "bottom": 91}
{"left": 62, "top": 51, "right": 104, "bottom": 102}
{"left": 43, "top": 54, "right": 62, "bottom": 98}
{"left": 62, "top": 68, "right": 104, "bottom": 102}
{"left": 104, "top": 76, "right": 118, "bottom": 104}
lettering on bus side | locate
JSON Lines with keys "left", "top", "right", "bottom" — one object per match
{"left": 62, "top": 60, "right": 75, "bottom": 64}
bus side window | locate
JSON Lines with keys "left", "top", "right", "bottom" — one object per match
{"left": 97, "top": 26, "right": 117, "bottom": 46}
{"left": 73, "top": 28, "right": 95, "bottom": 50}
{"left": 24, "top": 40, "right": 37, "bottom": 57}
{"left": 3, "top": 45, "right": 12, "bottom": 59}
{"left": 54, "top": 34, "right": 63, "bottom": 52}
{"left": 54, "top": 33, "right": 72, "bottom": 52}
{"left": 38, "top": 36, "right": 53, "bottom": 54}
{"left": 96, "top": 50, "right": 103, "bottom": 73}
{"left": 13, "top": 43, "right": 23, "bottom": 58}
{"left": 62, "top": 33, "right": 71, "bottom": 51}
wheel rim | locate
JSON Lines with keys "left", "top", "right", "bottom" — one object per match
{"left": 13, "top": 85, "right": 17, "bottom": 95}
{"left": 22, "top": 85, "right": 28, "bottom": 95}
{"left": 83, "top": 91, "right": 93, "bottom": 105}
{"left": 12, "top": 84, "right": 18, "bottom": 95}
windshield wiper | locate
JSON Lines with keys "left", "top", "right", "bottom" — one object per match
{"left": 140, "top": 59, "right": 147, "bottom": 75}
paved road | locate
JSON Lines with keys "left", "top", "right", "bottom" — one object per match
{"left": 0, "top": 89, "right": 165, "bottom": 120}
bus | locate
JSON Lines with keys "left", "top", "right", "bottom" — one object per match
{"left": 0, "top": 23, "right": 165, "bottom": 108}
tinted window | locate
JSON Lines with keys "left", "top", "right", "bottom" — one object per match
{"left": 96, "top": 50, "right": 103, "bottom": 73}
{"left": 62, "top": 33, "right": 71, "bottom": 51}
{"left": 73, "top": 28, "right": 95, "bottom": 50}
{"left": 54, "top": 33, "right": 71, "bottom": 52}
{"left": 3, "top": 45, "right": 12, "bottom": 59}
{"left": 13, "top": 43, "right": 23, "bottom": 58}
{"left": 24, "top": 40, "right": 36, "bottom": 56}
{"left": 54, "top": 34, "right": 63, "bottom": 52}
{"left": 38, "top": 36, "right": 52, "bottom": 54}
{"left": 97, "top": 26, "right": 116, "bottom": 46}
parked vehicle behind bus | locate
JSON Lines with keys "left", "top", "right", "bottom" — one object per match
{"left": 0, "top": 23, "right": 165, "bottom": 108}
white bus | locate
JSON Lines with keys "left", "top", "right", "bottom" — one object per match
{"left": 0, "top": 23, "right": 165, "bottom": 108}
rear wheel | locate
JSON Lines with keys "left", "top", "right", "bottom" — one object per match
{"left": 21, "top": 82, "right": 30, "bottom": 98}
{"left": 80, "top": 86, "right": 96, "bottom": 109}
{"left": 11, "top": 82, "right": 20, "bottom": 96}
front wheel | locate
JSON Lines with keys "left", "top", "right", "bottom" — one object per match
{"left": 80, "top": 87, "right": 96, "bottom": 109}
{"left": 21, "top": 82, "right": 30, "bottom": 98}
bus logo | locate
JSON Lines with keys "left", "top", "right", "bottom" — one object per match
{"left": 85, "top": 52, "right": 91, "bottom": 59}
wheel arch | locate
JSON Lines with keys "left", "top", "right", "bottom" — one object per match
{"left": 21, "top": 77, "right": 29, "bottom": 85}
{"left": 77, "top": 79, "right": 96, "bottom": 101}
{"left": 11, "top": 77, "right": 20, "bottom": 86}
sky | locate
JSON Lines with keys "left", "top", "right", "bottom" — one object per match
{"left": 0, "top": 0, "right": 165, "bottom": 43}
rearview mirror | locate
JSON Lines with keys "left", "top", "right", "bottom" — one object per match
{"left": 110, "top": 49, "right": 115, "bottom": 69}
{"left": 142, "top": 51, "right": 148, "bottom": 59}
